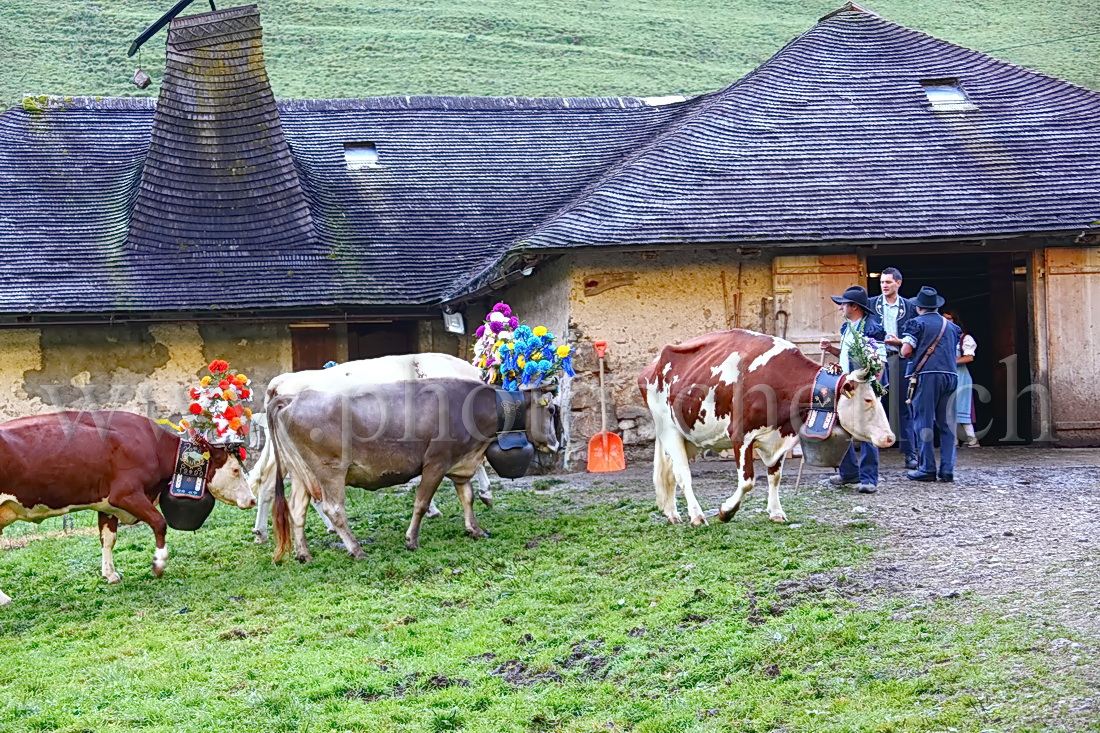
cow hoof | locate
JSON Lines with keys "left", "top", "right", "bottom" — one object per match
{"left": 295, "top": 551, "right": 314, "bottom": 564}
{"left": 253, "top": 531, "right": 268, "bottom": 544}
{"left": 690, "top": 515, "right": 708, "bottom": 527}
{"left": 105, "top": 573, "right": 121, "bottom": 585}
{"left": 478, "top": 494, "right": 494, "bottom": 509}
{"left": 667, "top": 514, "right": 682, "bottom": 525}
{"left": 349, "top": 550, "right": 367, "bottom": 561}
{"left": 152, "top": 565, "right": 164, "bottom": 578}
{"left": 0, "top": 592, "right": 11, "bottom": 606}
{"left": 769, "top": 513, "right": 788, "bottom": 523}
{"left": 717, "top": 505, "right": 739, "bottom": 523}
{"left": 466, "top": 528, "right": 489, "bottom": 539}
{"left": 405, "top": 539, "right": 420, "bottom": 551}
{"left": 426, "top": 508, "right": 442, "bottom": 519}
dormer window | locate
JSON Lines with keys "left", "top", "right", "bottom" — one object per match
{"left": 344, "top": 142, "right": 379, "bottom": 169}
{"left": 921, "top": 78, "right": 977, "bottom": 112}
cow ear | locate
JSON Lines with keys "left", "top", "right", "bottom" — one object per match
{"left": 840, "top": 377, "right": 856, "bottom": 397}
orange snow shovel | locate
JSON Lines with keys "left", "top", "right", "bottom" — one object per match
{"left": 587, "top": 340, "right": 625, "bottom": 472}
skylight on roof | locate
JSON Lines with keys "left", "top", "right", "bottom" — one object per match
{"left": 920, "top": 78, "right": 976, "bottom": 112}
{"left": 344, "top": 142, "right": 379, "bottom": 169}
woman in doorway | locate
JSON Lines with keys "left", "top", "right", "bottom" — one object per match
{"left": 942, "top": 308, "right": 979, "bottom": 447}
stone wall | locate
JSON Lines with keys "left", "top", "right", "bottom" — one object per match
{"left": 0, "top": 322, "right": 291, "bottom": 424}
{"left": 563, "top": 249, "right": 774, "bottom": 469}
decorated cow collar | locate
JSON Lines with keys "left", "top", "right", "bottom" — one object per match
{"left": 803, "top": 363, "right": 847, "bottom": 440}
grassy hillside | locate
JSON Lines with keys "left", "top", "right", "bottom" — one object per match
{"left": 1, "top": 0, "right": 1098, "bottom": 109}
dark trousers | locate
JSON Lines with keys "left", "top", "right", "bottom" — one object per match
{"left": 886, "top": 353, "right": 915, "bottom": 458}
{"left": 839, "top": 441, "right": 879, "bottom": 486}
{"left": 911, "top": 372, "right": 959, "bottom": 477}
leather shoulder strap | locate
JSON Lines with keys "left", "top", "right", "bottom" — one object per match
{"left": 911, "top": 317, "right": 948, "bottom": 376}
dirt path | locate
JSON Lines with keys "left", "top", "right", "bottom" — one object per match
{"left": 511, "top": 446, "right": 1100, "bottom": 642}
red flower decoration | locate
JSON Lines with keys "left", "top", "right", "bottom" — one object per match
{"left": 240, "top": 388, "right": 251, "bottom": 399}
{"left": 189, "top": 403, "right": 203, "bottom": 415}
{"left": 188, "top": 388, "right": 200, "bottom": 399}
{"left": 208, "top": 359, "right": 230, "bottom": 374}
{"left": 218, "top": 380, "right": 230, "bottom": 390}
{"left": 238, "top": 447, "right": 247, "bottom": 461}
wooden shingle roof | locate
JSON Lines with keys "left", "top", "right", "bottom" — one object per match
{"left": 516, "top": 3, "right": 1100, "bottom": 252}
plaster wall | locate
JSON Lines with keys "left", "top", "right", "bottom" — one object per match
{"left": 0, "top": 322, "right": 291, "bottom": 425}
{"left": 564, "top": 249, "right": 773, "bottom": 468}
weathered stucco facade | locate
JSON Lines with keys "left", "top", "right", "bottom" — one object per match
{"left": 0, "top": 323, "right": 290, "bottom": 425}
{"left": 502, "top": 250, "right": 773, "bottom": 469}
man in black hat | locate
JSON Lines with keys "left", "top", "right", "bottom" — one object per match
{"left": 900, "top": 286, "right": 963, "bottom": 482}
{"left": 819, "top": 285, "right": 887, "bottom": 494}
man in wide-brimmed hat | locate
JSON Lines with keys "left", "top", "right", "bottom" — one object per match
{"left": 900, "top": 286, "right": 962, "bottom": 483}
{"left": 819, "top": 286, "right": 887, "bottom": 494}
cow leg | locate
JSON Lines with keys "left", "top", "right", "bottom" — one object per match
{"left": 287, "top": 476, "right": 315, "bottom": 563}
{"left": 408, "top": 476, "right": 443, "bottom": 518}
{"left": 406, "top": 467, "right": 446, "bottom": 551}
{"left": 0, "top": 509, "right": 15, "bottom": 604}
{"left": 453, "top": 478, "right": 488, "bottom": 539}
{"left": 652, "top": 436, "right": 680, "bottom": 524}
{"left": 311, "top": 497, "right": 338, "bottom": 533}
{"left": 474, "top": 463, "right": 493, "bottom": 508}
{"left": 718, "top": 442, "right": 755, "bottom": 522}
{"left": 764, "top": 460, "right": 787, "bottom": 523}
{"left": 317, "top": 482, "right": 367, "bottom": 561}
{"left": 98, "top": 512, "right": 122, "bottom": 584}
{"left": 106, "top": 488, "right": 169, "bottom": 578}
{"left": 250, "top": 441, "right": 275, "bottom": 543}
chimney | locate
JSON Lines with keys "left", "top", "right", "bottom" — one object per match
{"left": 126, "top": 5, "right": 317, "bottom": 256}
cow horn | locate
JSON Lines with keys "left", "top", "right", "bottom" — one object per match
{"left": 850, "top": 367, "right": 870, "bottom": 382}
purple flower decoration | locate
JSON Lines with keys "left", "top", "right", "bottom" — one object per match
{"left": 508, "top": 316, "right": 519, "bottom": 329}
{"left": 489, "top": 321, "right": 504, "bottom": 334}
{"left": 475, "top": 325, "right": 486, "bottom": 338}
{"left": 492, "top": 302, "right": 512, "bottom": 317}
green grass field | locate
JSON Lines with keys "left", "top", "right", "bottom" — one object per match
{"left": 1, "top": 0, "right": 1098, "bottom": 109}
{"left": 1, "top": 486, "right": 1095, "bottom": 732}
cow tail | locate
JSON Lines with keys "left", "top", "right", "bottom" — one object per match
{"left": 269, "top": 395, "right": 291, "bottom": 563}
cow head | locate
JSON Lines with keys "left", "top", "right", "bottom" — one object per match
{"left": 836, "top": 368, "right": 895, "bottom": 448}
{"left": 204, "top": 445, "right": 257, "bottom": 509}
{"left": 522, "top": 383, "right": 561, "bottom": 453}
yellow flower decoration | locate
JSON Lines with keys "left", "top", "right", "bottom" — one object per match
{"left": 200, "top": 376, "right": 212, "bottom": 387}
{"left": 533, "top": 326, "right": 548, "bottom": 337}
{"left": 556, "top": 345, "right": 571, "bottom": 358}
{"left": 222, "top": 389, "right": 236, "bottom": 401}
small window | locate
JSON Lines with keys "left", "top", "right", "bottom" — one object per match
{"left": 920, "top": 78, "right": 976, "bottom": 112}
{"left": 344, "top": 142, "right": 379, "bottom": 169}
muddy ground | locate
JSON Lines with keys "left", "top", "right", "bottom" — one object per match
{"left": 498, "top": 445, "right": 1100, "bottom": 711}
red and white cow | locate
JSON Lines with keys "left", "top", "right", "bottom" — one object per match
{"left": 0, "top": 411, "right": 254, "bottom": 605}
{"left": 249, "top": 353, "right": 492, "bottom": 542}
{"left": 639, "top": 329, "right": 894, "bottom": 526}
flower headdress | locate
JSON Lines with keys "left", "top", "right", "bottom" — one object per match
{"left": 162, "top": 359, "right": 253, "bottom": 460}
{"left": 472, "top": 302, "right": 575, "bottom": 390}
{"left": 849, "top": 332, "right": 886, "bottom": 397}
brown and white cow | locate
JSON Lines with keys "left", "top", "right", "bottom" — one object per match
{"left": 0, "top": 411, "right": 254, "bottom": 605}
{"left": 249, "top": 353, "right": 494, "bottom": 542}
{"left": 270, "top": 378, "right": 559, "bottom": 562}
{"left": 639, "top": 329, "right": 894, "bottom": 527}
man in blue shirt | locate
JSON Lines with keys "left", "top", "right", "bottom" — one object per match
{"left": 819, "top": 286, "right": 887, "bottom": 494}
{"left": 870, "top": 267, "right": 919, "bottom": 469}
{"left": 901, "top": 286, "right": 963, "bottom": 482}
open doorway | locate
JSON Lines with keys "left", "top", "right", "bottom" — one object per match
{"left": 866, "top": 252, "right": 1033, "bottom": 444}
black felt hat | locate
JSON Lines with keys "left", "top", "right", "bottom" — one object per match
{"left": 829, "top": 285, "right": 872, "bottom": 313}
{"left": 912, "top": 286, "right": 945, "bottom": 310}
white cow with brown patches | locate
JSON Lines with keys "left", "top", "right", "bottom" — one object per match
{"left": 639, "top": 329, "right": 894, "bottom": 526}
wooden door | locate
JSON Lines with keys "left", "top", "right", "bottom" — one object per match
{"left": 290, "top": 325, "right": 338, "bottom": 371}
{"left": 772, "top": 254, "right": 865, "bottom": 359}
{"left": 348, "top": 321, "right": 418, "bottom": 361}
{"left": 1043, "top": 247, "right": 1100, "bottom": 444}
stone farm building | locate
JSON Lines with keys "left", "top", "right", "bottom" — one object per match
{"left": 1, "top": 2, "right": 1098, "bottom": 469}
